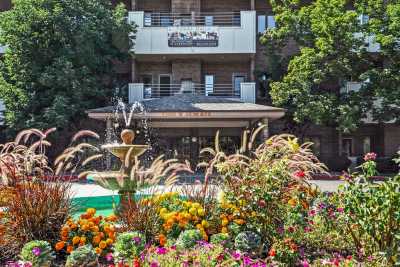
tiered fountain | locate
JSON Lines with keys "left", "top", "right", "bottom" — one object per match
{"left": 88, "top": 129, "right": 149, "bottom": 205}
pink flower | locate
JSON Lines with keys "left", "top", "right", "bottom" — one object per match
{"left": 337, "top": 207, "right": 344, "bottom": 213}
{"left": 155, "top": 247, "right": 168, "bottom": 255}
{"left": 106, "top": 253, "right": 113, "bottom": 262}
{"left": 150, "top": 261, "right": 159, "bottom": 267}
{"left": 364, "top": 152, "right": 377, "bottom": 162}
{"left": 31, "top": 247, "right": 41, "bottom": 257}
{"left": 301, "top": 260, "right": 310, "bottom": 267}
{"left": 232, "top": 251, "right": 241, "bottom": 260}
{"left": 243, "top": 256, "right": 252, "bottom": 266}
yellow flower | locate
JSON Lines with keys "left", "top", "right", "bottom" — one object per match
{"left": 192, "top": 203, "right": 201, "bottom": 209}
{"left": 86, "top": 208, "right": 96, "bottom": 216}
{"left": 288, "top": 198, "right": 297, "bottom": 207}
{"left": 106, "top": 238, "right": 113, "bottom": 245}
{"left": 234, "top": 219, "right": 245, "bottom": 225}
{"left": 221, "top": 218, "right": 229, "bottom": 226}
{"left": 197, "top": 208, "right": 205, "bottom": 217}
{"left": 201, "top": 220, "right": 209, "bottom": 228}
{"left": 159, "top": 208, "right": 168, "bottom": 215}
{"left": 221, "top": 227, "right": 228, "bottom": 234}
{"left": 217, "top": 191, "right": 225, "bottom": 204}
{"left": 189, "top": 207, "right": 197, "bottom": 216}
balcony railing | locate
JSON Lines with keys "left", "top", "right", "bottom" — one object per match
{"left": 129, "top": 82, "right": 256, "bottom": 104}
{"left": 143, "top": 12, "right": 241, "bottom": 27}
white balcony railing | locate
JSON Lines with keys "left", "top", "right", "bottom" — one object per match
{"left": 129, "top": 11, "right": 256, "bottom": 55}
{"left": 128, "top": 82, "right": 256, "bottom": 104}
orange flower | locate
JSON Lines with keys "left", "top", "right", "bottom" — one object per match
{"left": 288, "top": 198, "right": 297, "bottom": 207}
{"left": 106, "top": 238, "right": 113, "bottom": 245}
{"left": 55, "top": 241, "right": 65, "bottom": 251}
{"left": 159, "top": 234, "right": 167, "bottom": 246}
{"left": 91, "top": 226, "right": 99, "bottom": 232}
{"left": 106, "top": 214, "right": 117, "bottom": 222}
{"left": 234, "top": 219, "right": 245, "bottom": 225}
{"left": 61, "top": 225, "right": 70, "bottom": 232}
{"left": 290, "top": 243, "right": 298, "bottom": 251}
{"left": 81, "top": 224, "right": 90, "bottom": 231}
{"left": 269, "top": 248, "right": 276, "bottom": 257}
{"left": 95, "top": 247, "right": 102, "bottom": 255}
{"left": 99, "top": 241, "right": 107, "bottom": 249}
{"left": 93, "top": 235, "right": 101, "bottom": 245}
{"left": 66, "top": 245, "right": 73, "bottom": 254}
{"left": 72, "top": 236, "right": 80, "bottom": 245}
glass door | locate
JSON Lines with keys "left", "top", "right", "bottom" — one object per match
{"left": 205, "top": 75, "right": 214, "bottom": 96}
{"left": 159, "top": 75, "right": 171, "bottom": 97}
{"left": 233, "top": 75, "right": 245, "bottom": 97}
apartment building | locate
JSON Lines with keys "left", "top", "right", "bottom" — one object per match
{"left": 88, "top": 0, "right": 399, "bottom": 169}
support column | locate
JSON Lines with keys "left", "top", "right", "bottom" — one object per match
{"left": 250, "top": 55, "right": 256, "bottom": 82}
{"left": 106, "top": 118, "right": 112, "bottom": 169}
{"left": 131, "top": 58, "right": 137, "bottom": 83}
{"left": 251, "top": 0, "right": 255, "bottom": 10}
{"left": 261, "top": 118, "right": 269, "bottom": 141}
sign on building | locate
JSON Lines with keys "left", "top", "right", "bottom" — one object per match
{"left": 168, "top": 27, "right": 219, "bottom": 47}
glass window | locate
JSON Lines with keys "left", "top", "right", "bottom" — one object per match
{"left": 257, "top": 15, "right": 266, "bottom": 33}
{"left": 233, "top": 75, "right": 245, "bottom": 96}
{"left": 342, "top": 138, "right": 354, "bottom": 157}
{"left": 267, "top": 16, "right": 276, "bottom": 29}
{"left": 363, "top": 137, "right": 371, "bottom": 154}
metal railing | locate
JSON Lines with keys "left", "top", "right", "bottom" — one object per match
{"left": 143, "top": 12, "right": 241, "bottom": 27}
{"left": 141, "top": 83, "right": 241, "bottom": 99}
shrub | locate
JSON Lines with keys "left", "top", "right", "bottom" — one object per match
{"left": 210, "top": 233, "right": 231, "bottom": 247}
{"left": 234, "top": 231, "right": 262, "bottom": 254}
{"left": 20, "top": 240, "right": 55, "bottom": 267}
{"left": 176, "top": 229, "right": 203, "bottom": 249}
{"left": 339, "top": 156, "right": 400, "bottom": 264}
{"left": 65, "top": 245, "right": 98, "bottom": 267}
{"left": 113, "top": 231, "right": 146, "bottom": 264}
{"left": 55, "top": 208, "right": 117, "bottom": 257}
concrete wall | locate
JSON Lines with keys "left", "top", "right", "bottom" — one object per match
{"left": 172, "top": 0, "right": 200, "bottom": 13}
{"left": 0, "top": 0, "right": 11, "bottom": 11}
{"left": 136, "top": 0, "right": 171, "bottom": 11}
{"left": 172, "top": 60, "right": 202, "bottom": 84}
{"left": 384, "top": 124, "right": 400, "bottom": 156}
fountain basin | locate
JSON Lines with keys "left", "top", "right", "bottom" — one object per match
{"left": 87, "top": 171, "right": 137, "bottom": 191}
{"left": 101, "top": 144, "right": 149, "bottom": 162}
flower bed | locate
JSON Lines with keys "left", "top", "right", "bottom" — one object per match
{"left": 1, "top": 129, "right": 400, "bottom": 266}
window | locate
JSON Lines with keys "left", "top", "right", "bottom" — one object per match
{"left": 267, "top": 16, "right": 276, "bottom": 29}
{"left": 257, "top": 15, "right": 266, "bottom": 33}
{"left": 144, "top": 12, "right": 152, "bottom": 26}
{"left": 233, "top": 74, "right": 246, "bottom": 97}
{"left": 342, "top": 138, "right": 354, "bottom": 157}
{"left": 205, "top": 16, "right": 214, "bottom": 26}
{"left": 363, "top": 137, "right": 371, "bottom": 154}
{"left": 140, "top": 75, "right": 153, "bottom": 98}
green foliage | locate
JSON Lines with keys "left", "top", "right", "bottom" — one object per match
{"left": 65, "top": 245, "right": 98, "bottom": 267}
{"left": 0, "top": 0, "right": 136, "bottom": 131}
{"left": 263, "top": 0, "right": 400, "bottom": 132}
{"left": 113, "top": 232, "right": 146, "bottom": 263}
{"left": 234, "top": 231, "right": 262, "bottom": 253}
{"left": 176, "top": 229, "right": 203, "bottom": 249}
{"left": 339, "top": 164, "right": 400, "bottom": 264}
{"left": 20, "top": 240, "right": 55, "bottom": 267}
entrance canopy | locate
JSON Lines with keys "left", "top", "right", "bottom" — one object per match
{"left": 87, "top": 95, "right": 285, "bottom": 128}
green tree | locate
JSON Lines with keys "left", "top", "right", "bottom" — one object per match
{"left": 0, "top": 0, "right": 135, "bottom": 132}
{"left": 262, "top": 0, "right": 400, "bottom": 133}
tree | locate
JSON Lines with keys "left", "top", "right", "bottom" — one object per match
{"left": 0, "top": 0, "right": 135, "bottom": 132}
{"left": 262, "top": 0, "right": 400, "bottom": 133}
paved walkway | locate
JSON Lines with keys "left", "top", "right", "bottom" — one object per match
{"left": 70, "top": 180, "right": 345, "bottom": 198}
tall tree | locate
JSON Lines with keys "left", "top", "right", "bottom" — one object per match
{"left": 262, "top": 0, "right": 400, "bottom": 133}
{"left": 0, "top": 0, "right": 135, "bottom": 132}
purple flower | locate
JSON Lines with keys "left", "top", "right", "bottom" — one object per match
{"left": 150, "top": 261, "right": 159, "bottom": 267}
{"left": 243, "top": 256, "right": 252, "bottom": 266}
{"left": 318, "top": 203, "right": 327, "bottom": 210}
{"left": 32, "top": 247, "right": 41, "bottom": 257}
{"left": 105, "top": 253, "right": 113, "bottom": 262}
{"left": 232, "top": 251, "right": 241, "bottom": 260}
{"left": 132, "top": 236, "right": 142, "bottom": 244}
{"left": 155, "top": 247, "right": 168, "bottom": 255}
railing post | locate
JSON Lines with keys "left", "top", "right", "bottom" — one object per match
{"left": 129, "top": 83, "right": 144, "bottom": 103}
{"left": 240, "top": 82, "right": 256, "bottom": 103}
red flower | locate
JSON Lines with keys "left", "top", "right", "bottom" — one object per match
{"left": 294, "top": 170, "right": 305, "bottom": 178}
{"left": 269, "top": 248, "right": 276, "bottom": 257}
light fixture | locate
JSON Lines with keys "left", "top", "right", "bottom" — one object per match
{"left": 192, "top": 137, "right": 197, "bottom": 142}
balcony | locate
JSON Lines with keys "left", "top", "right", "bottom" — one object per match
{"left": 128, "top": 11, "right": 256, "bottom": 55}
{"left": 128, "top": 82, "right": 256, "bottom": 103}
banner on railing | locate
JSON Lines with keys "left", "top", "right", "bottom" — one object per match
{"left": 168, "top": 26, "right": 219, "bottom": 47}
